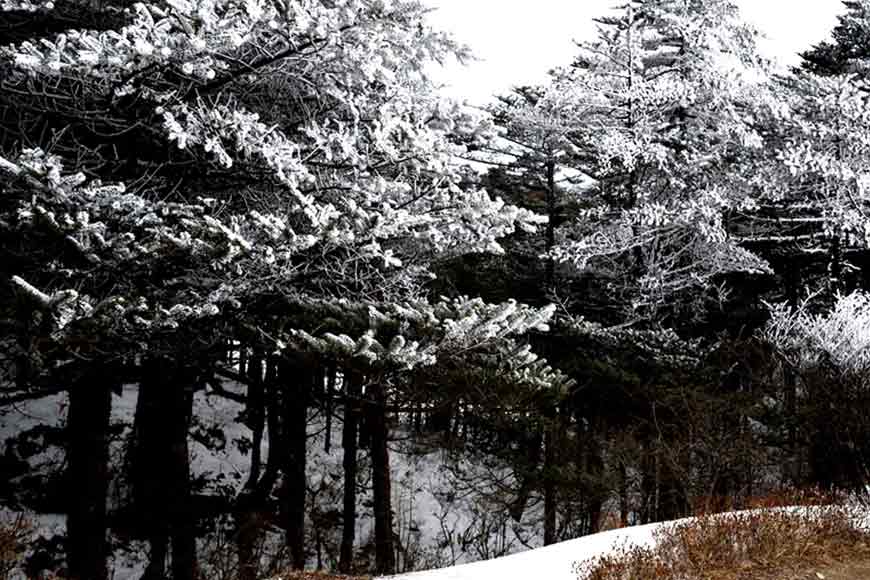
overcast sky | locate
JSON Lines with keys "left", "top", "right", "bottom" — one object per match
{"left": 424, "top": 0, "right": 844, "bottom": 104}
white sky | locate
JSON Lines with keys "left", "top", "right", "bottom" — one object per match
{"left": 424, "top": 0, "right": 844, "bottom": 104}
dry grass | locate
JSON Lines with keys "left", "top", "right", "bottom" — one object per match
{"left": 693, "top": 486, "right": 848, "bottom": 517}
{"left": 266, "top": 572, "right": 371, "bottom": 580}
{"left": 0, "top": 513, "right": 33, "bottom": 580}
{"left": 576, "top": 505, "right": 870, "bottom": 580}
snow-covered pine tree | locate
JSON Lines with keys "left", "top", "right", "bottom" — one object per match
{"left": 0, "top": 1, "right": 561, "bottom": 576}
{"left": 801, "top": 0, "right": 870, "bottom": 78}
{"left": 544, "top": 0, "right": 776, "bottom": 319}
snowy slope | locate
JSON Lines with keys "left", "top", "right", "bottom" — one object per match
{"left": 382, "top": 520, "right": 666, "bottom": 580}
{"left": 386, "top": 505, "right": 870, "bottom": 580}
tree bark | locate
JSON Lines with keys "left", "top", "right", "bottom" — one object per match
{"left": 66, "top": 368, "right": 113, "bottom": 580}
{"left": 339, "top": 371, "right": 360, "bottom": 574}
{"left": 368, "top": 381, "right": 395, "bottom": 575}
{"left": 281, "top": 358, "right": 309, "bottom": 570}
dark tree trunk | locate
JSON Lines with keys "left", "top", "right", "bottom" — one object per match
{"left": 338, "top": 371, "right": 361, "bottom": 574}
{"left": 168, "top": 366, "right": 197, "bottom": 580}
{"left": 134, "top": 361, "right": 169, "bottom": 580}
{"left": 234, "top": 493, "right": 261, "bottom": 580}
{"left": 576, "top": 411, "right": 604, "bottom": 534}
{"left": 66, "top": 369, "right": 113, "bottom": 580}
{"left": 543, "top": 414, "right": 558, "bottom": 545}
{"left": 368, "top": 381, "right": 395, "bottom": 575}
{"left": 509, "top": 428, "right": 543, "bottom": 522}
{"left": 258, "top": 356, "right": 281, "bottom": 496}
{"left": 237, "top": 356, "right": 279, "bottom": 580}
{"left": 245, "top": 350, "right": 265, "bottom": 490}
{"left": 238, "top": 345, "right": 248, "bottom": 377}
{"left": 545, "top": 157, "right": 556, "bottom": 291}
{"left": 280, "top": 358, "right": 310, "bottom": 570}
{"left": 783, "top": 262, "right": 801, "bottom": 483}
{"left": 324, "top": 365, "right": 336, "bottom": 453}
{"left": 133, "top": 358, "right": 197, "bottom": 580}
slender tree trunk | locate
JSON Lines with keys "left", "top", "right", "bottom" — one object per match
{"left": 324, "top": 365, "right": 336, "bottom": 453}
{"left": 576, "top": 410, "right": 604, "bottom": 534}
{"left": 235, "top": 351, "right": 266, "bottom": 580}
{"left": 134, "top": 361, "right": 169, "bottom": 580}
{"left": 831, "top": 236, "right": 843, "bottom": 299}
{"left": 339, "top": 371, "right": 360, "bottom": 574}
{"left": 281, "top": 358, "right": 309, "bottom": 570}
{"left": 545, "top": 157, "right": 556, "bottom": 292}
{"left": 66, "top": 368, "right": 113, "bottom": 580}
{"left": 510, "top": 428, "right": 543, "bottom": 522}
{"left": 368, "top": 381, "right": 396, "bottom": 575}
{"left": 620, "top": 462, "right": 630, "bottom": 527}
{"left": 784, "top": 262, "right": 801, "bottom": 483}
{"left": 168, "top": 366, "right": 197, "bottom": 580}
{"left": 239, "top": 345, "right": 248, "bottom": 376}
{"left": 235, "top": 494, "right": 260, "bottom": 580}
{"left": 134, "top": 358, "right": 197, "bottom": 580}
{"left": 237, "top": 356, "right": 281, "bottom": 580}
{"left": 245, "top": 350, "right": 265, "bottom": 490}
{"left": 258, "top": 356, "right": 281, "bottom": 496}
{"left": 142, "top": 534, "right": 168, "bottom": 580}
{"left": 543, "top": 417, "right": 557, "bottom": 545}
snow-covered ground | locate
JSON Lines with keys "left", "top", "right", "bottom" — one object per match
{"left": 382, "top": 521, "right": 664, "bottom": 580}
{"left": 0, "top": 383, "right": 555, "bottom": 576}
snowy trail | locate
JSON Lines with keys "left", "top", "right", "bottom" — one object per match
{"left": 381, "top": 521, "right": 666, "bottom": 580}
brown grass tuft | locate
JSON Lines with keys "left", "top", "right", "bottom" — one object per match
{"left": 576, "top": 505, "right": 870, "bottom": 580}
{"left": 0, "top": 513, "right": 33, "bottom": 580}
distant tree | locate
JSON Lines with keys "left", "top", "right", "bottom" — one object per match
{"left": 545, "top": 0, "right": 777, "bottom": 320}
{"left": 801, "top": 1, "right": 870, "bottom": 78}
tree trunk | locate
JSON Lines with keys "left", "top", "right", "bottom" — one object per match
{"left": 543, "top": 419, "right": 557, "bottom": 545}
{"left": 509, "top": 428, "right": 542, "bottom": 522}
{"left": 134, "top": 361, "right": 168, "bottom": 580}
{"left": 245, "top": 350, "right": 265, "bottom": 490}
{"left": 235, "top": 493, "right": 261, "bottom": 580}
{"left": 133, "top": 358, "right": 197, "bottom": 580}
{"left": 168, "top": 365, "right": 197, "bottom": 580}
{"left": 545, "top": 157, "right": 556, "bottom": 292}
{"left": 368, "top": 381, "right": 395, "bottom": 575}
{"left": 281, "top": 358, "right": 309, "bottom": 570}
{"left": 339, "top": 371, "right": 360, "bottom": 574}
{"left": 66, "top": 368, "right": 112, "bottom": 580}
{"left": 237, "top": 356, "right": 279, "bottom": 580}
{"left": 324, "top": 365, "right": 336, "bottom": 453}
{"left": 258, "top": 356, "right": 281, "bottom": 496}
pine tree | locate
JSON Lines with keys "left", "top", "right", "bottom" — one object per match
{"left": 801, "top": 1, "right": 870, "bottom": 78}
{"left": 0, "top": 1, "right": 560, "bottom": 575}
{"left": 546, "top": 0, "right": 775, "bottom": 319}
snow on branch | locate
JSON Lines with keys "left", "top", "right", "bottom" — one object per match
{"left": 0, "top": 0, "right": 52, "bottom": 11}
{"left": 10, "top": 275, "right": 51, "bottom": 308}
{"left": 764, "top": 291, "right": 870, "bottom": 374}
